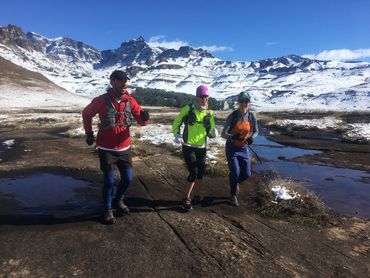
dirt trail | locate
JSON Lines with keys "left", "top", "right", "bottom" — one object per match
{"left": 0, "top": 125, "right": 369, "bottom": 277}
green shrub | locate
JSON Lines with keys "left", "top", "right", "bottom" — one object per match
{"left": 132, "top": 87, "right": 224, "bottom": 110}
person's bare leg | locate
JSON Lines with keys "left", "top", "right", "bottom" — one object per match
{"left": 192, "top": 179, "right": 203, "bottom": 205}
{"left": 192, "top": 179, "right": 202, "bottom": 196}
{"left": 184, "top": 181, "right": 196, "bottom": 199}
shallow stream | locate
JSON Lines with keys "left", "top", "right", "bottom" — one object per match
{"left": 253, "top": 136, "right": 370, "bottom": 218}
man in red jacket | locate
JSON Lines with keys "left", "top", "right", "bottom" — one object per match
{"left": 82, "top": 70, "right": 149, "bottom": 224}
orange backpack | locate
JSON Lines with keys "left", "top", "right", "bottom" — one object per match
{"left": 230, "top": 111, "right": 254, "bottom": 147}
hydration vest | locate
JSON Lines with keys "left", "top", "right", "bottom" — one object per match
{"left": 182, "top": 104, "right": 211, "bottom": 132}
{"left": 100, "top": 94, "right": 133, "bottom": 130}
{"left": 229, "top": 110, "right": 254, "bottom": 147}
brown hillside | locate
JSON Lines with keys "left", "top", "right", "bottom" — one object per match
{"left": 0, "top": 56, "right": 65, "bottom": 90}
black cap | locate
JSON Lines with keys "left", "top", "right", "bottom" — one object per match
{"left": 109, "top": 70, "right": 130, "bottom": 81}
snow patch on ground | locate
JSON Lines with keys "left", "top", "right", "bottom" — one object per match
{"left": 62, "top": 127, "right": 86, "bottom": 138}
{"left": 343, "top": 123, "right": 370, "bottom": 143}
{"left": 2, "top": 139, "right": 15, "bottom": 148}
{"left": 267, "top": 117, "right": 342, "bottom": 130}
{"left": 63, "top": 123, "right": 226, "bottom": 164}
{"left": 132, "top": 124, "right": 225, "bottom": 163}
{"left": 134, "top": 124, "right": 176, "bottom": 146}
{"left": 271, "top": 185, "right": 301, "bottom": 201}
{"left": 267, "top": 117, "right": 370, "bottom": 142}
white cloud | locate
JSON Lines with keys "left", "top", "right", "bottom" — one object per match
{"left": 303, "top": 48, "right": 370, "bottom": 61}
{"left": 149, "top": 35, "right": 166, "bottom": 41}
{"left": 148, "top": 35, "right": 233, "bottom": 52}
{"left": 197, "top": 45, "right": 234, "bottom": 52}
{"left": 148, "top": 35, "right": 189, "bottom": 50}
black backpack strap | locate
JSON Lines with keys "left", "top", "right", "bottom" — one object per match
{"left": 101, "top": 94, "right": 117, "bottom": 129}
{"left": 248, "top": 111, "right": 253, "bottom": 123}
{"left": 203, "top": 109, "right": 211, "bottom": 134}
{"left": 181, "top": 104, "right": 194, "bottom": 143}
{"left": 228, "top": 110, "right": 239, "bottom": 133}
{"left": 103, "top": 93, "right": 121, "bottom": 114}
{"left": 103, "top": 93, "right": 112, "bottom": 108}
{"left": 182, "top": 103, "right": 194, "bottom": 125}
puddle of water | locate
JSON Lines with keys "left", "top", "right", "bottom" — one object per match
{"left": 0, "top": 142, "right": 13, "bottom": 163}
{"left": 253, "top": 136, "right": 321, "bottom": 160}
{"left": 253, "top": 136, "right": 370, "bottom": 218}
{"left": 255, "top": 136, "right": 282, "bottom": 147}
{"left": 0, "top": 173, "right": 100, "bottom": 216}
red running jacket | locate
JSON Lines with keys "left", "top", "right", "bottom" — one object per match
{"left": 82, "top": 89, "right": 148, "bottom": 151}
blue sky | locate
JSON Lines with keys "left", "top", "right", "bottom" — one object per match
{"left": 1, "top": 0, "right": 370, "bottom": 62}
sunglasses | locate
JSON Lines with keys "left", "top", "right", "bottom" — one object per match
{"left": 197, "top": 95, "right": 209, "bottom": 99}
{"left": 114, "top": 78, "right": 128, "bottom": 83}
{"left": 239, "top": 100, "right": 250, "bottom": 104}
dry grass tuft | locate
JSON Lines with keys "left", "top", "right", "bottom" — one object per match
{"left": 254, "top": 176, "right": 334, "bottom": 226}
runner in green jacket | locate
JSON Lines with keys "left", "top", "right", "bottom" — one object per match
{"left": 172, "top": 85, "right": 217, "bottom": 211}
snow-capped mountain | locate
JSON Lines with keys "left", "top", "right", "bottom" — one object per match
{"left": 28, "top": 33, "right": 101, "bottom": 66}
{"left": 98, "top": 36, "right": 161, "bottom": 68}
{"left": 1, "top": 24, "right": 369, "bottom": 111}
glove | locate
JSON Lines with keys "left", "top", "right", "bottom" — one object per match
{"left": 232, "top": 133, "right": 243, "bottom": 141}
{"left": 140, "top": 110, "right": 150, "bottom": 121}
{"left": 246, "top": 137, "right": 254, "bottom": 145}
{"left": 86, "top": 131, "right": 94, "bottom": 146}
{"left": 203, "top": 115, "right": 211, "bottom": 131}
{"left": 174, "top": 133, "right": 183, "bottom": 144}
{"left": 207, "top": 127, "right": 218, "bottom": 138}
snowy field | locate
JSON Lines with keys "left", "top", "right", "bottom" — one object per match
{"left": 1, "top": 109, "right": 368, "bottom": 145}
{"left": 46, "top": 121, "right": 225, "bottom": 165}
{"left": 1, "top": 109, "right": 368, "bottom": 164}
{"left": 266, "top": 117, "right": 343, "bottom": 130}
{"left": 342, "top": 123, "right": 370, "bottom": 143}
{"left": 132, "top": 124, "right": 225, "bottom": 165}
{"left": 0, "top": 85, "right": 91, "bottom": 112}
{"left": 266, "top": 117, "right": 370, "bottom": 143}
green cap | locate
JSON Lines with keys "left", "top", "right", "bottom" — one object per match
{"left": 238, "top": 91, "right": 251, "bottom": 102}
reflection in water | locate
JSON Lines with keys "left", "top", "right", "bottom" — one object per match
{"left": 253, "top": 136, "right": 370, "bottom": 218}
{"left": 0, "top": 174, "right": 100, "bottom": 216}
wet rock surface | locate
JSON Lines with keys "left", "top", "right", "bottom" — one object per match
{"left": 0, "top": 122, "right": 369, "bottom": 277}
